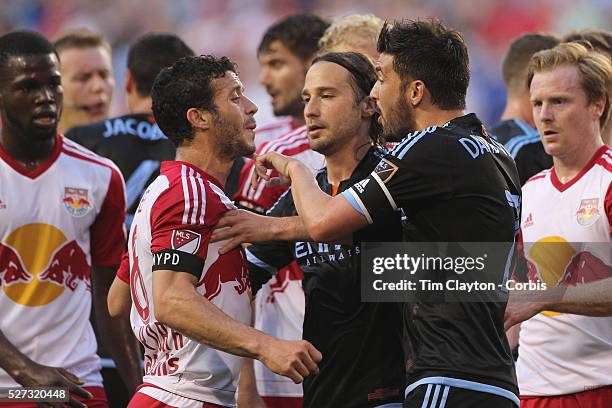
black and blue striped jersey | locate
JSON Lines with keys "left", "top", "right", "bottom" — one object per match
{"left": 343, "top": 114, "right": 521, "bottom": 406}
{"left": 246, "top": 146, "right": 405, "bottom": 408}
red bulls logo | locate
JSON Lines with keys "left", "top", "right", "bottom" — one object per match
{"left": 199, "top": 247, "right": 250, "bottom": 302}
{"left": 0, "top": 224, "right": 91, "bottom": 306}
{"left": 63, "top": 187, "right": 91, "bottom": 217}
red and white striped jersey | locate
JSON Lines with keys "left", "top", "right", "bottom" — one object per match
{"left": 518, "top": 145, "right": 612, "bottom": 396}
{"left": 0, "top": 134, "right": 126, "bottom": 387}
{"left": 253, "top": 117, "right": 295, "bottom": 148}
{"left": 234, "top": 126, "right": 324, "bottom": 214}
{"left": 126, "top": 160, "right": 251, "bottom": 407}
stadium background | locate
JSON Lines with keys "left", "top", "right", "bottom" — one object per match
{"left": 2, "top": 0, "right": 610, "bottom": 128}
{"left": 0, "top": 0, "right": 610, "bottom": 407}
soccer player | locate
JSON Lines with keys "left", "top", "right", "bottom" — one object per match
{"left": 217, "top": 52, "right": 404, "bottom": 408}
{"left": 249, "top": 20, "right": 521, "bottom": 407}
{"left": 0, "top": 30, "right": 133, "bottom": 408}
{"left": 489, "top": 33, "right": 560, "bottom": 185}
{"left": 66, "top": 33, "right": 194, "bottom": 231}
{"left": 54, "top": 29, "right": 114, "bottom": 133}
{"left": 318, "top": 14, "right": 384, "bottom": 59}
{"left": 505, "top": 42, "right": 612, "bottom": 408}
{"left": 563, "top": 28, "right": 612, "bottom": 145}
{"left": 123, "top": 55, "right": 321, "bottom": 408}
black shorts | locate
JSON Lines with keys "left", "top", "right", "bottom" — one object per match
{"left": 404, "top": 383, "right": 517, "bottom": 408}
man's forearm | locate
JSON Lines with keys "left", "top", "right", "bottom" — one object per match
{"left": 270, "top": 216, "right": 311, "bottom": 241}
{"left": 0, "top": 331, "right": 34, "bottom": 383}
{"left": 287, "top": 161, "right": 334, "bottom": 236}
{"left": 156, "top": 280, "right": 268, "bottom": 359}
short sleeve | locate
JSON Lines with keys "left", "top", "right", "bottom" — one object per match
{"left": 342, "top": 131, "right": 453, "bottom": 224}
{"left": 90, "top": 166, "right": 127, "bottom": 268}
{"left": 116, "top": 251, "right": 130, "bottom": 283}
{"left": 149, "top": 175, "right": 217, "bottom": 276}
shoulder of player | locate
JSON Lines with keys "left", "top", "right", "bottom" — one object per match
{"left": 523, "top": 168, "right": 552, "bottom": 189}
{"left": 60, "top": 135, "right": 122, "bottom": 175}
{"left": 64, "top": 120, "right": 106, "bottom": 149}
{"left": 594, "top": 146, "right": 612, "bottom": 173}
{"left": 256, "top": 126, "right": 309, "bottom": 155}
{"left": 387, "top": 125, "right": 451, "bottom": 160}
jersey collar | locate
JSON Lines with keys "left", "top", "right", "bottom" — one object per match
{"left": 550, "top": 145, "right": 609, "bottom": 192}
{"left": 0, "top": 133, "right": 62, "bottom": 179}
{"left": 161, "top": 160, "right": 225, "bottom": 190}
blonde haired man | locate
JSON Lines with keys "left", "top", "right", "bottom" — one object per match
{"left": 319, "top": 14, "right": 383, "bottom": 59}
{"left": 511, "top": 42, "right": 612, "bottom": 408}
{"left": 54, "top": 29, "right": 114, "bottom": 133}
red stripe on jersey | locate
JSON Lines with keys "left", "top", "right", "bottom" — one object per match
{"left": 551, "top": 146, "right": 610, "bottom": 192}
{"left": 523, "top": 170, "right": 549, "bottom": 186}
{"left": 255, "top": 118, "right": 293, "bottom": 133}
{"left": 61, "top": 146, "right": 117, "bottom": 172}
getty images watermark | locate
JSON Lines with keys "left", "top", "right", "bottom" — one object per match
{"left": 361, "top": 242, "right": 558, "bottom": 302}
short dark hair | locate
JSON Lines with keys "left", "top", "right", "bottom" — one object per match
{"left": 128, "top": 33, "right": 194, "bottom": 97}
{"left": 563, "top": 28, "right": 611, "bottom": 57}
{"left": 502, "top": 33, "right": 559, "bottom": 93}
{"left": 53, "top": 28, "right": 110, "bottom": 53}
{"left": 152, "top": 55, "right": 236, "bottom": 147}
{"left": 0, "top": 30, "right": 57, "bottom": 71}
{"left": 258, "top": 13, "right": 330, "bottom": 60}
{"left": 377, "top": 19, "right": 470, "bottom": 110}
{"left": 313, "top": 51, "right": 382, "bottom": 144}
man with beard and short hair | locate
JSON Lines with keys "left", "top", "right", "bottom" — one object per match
{"left": 489, "top": 33, "right": 560, "bottom": 185}
{"left": 214, "top": 52, "right": 403, "bottom": 408}
{"left": 227, "top": 19, "right": 522, "bottom": 408}
{"left": 0, "top": 30, "right": 134, "bottom": 408}
{"left": 123, "top": 55, "right": 321, "bottom": 408}
{"left": 54, "top": 29, "right": 115, "bottom": 133}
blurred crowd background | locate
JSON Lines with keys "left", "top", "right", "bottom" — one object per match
{"left": 2, "top": 0, "right": 611, "bottom": 127}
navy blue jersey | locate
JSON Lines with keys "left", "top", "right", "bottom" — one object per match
{"left": 344, "top": 114, "right": 521, "bottom": 405}
{"left": 490, "top": 118, "right": 552, "bottom": 185}
{"left": 247, "top": 146, "right": 405, "bottom": 408}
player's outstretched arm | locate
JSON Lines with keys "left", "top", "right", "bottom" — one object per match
{"left": 0, "top": 331, "right": 92, "bottom": 408}
{"left": 504, "top": 278, "right": 612, "bottom": 330}
{"left": 153, "top": 269, "right": 321, "bottom": 384}
{"left": 254, "top": 152, "right": 368, "bottom": 242}
{"left": 210, "top": 210, "right": 311, "bottom": 254}
{"left": 107, "top": 276, "right": 131, "bottom": 317}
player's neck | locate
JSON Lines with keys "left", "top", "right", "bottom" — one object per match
{"left": 553, "top": 137, "right": 604, "bottom": 183}
{"left": 500, "top": 97, "right": 533, "bottom": 126}
{"left": 128, "top": 96, "right": 153, "bottom": 115}
{"left": 291, "top": 115, "right": 305, "bottom": 128}
{"left": 416, "top": 108, "right": 466, "bottom": 130}
{"left": 0, "top": 127, "right": 56, "bottom": 169}
{"left": 325, "top": 132, "right": 371, "bottom": 185}
{"left": 175, "top": 145, "right": 233, "bottom": 188}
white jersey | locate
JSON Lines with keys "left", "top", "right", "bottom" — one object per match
{"left": 518, "top": 145, "right": 612, "bottom": 396}
{"left": 125, "top": 160, "right": 251, "bottom": 407}
{"left": 0, "top": 135, "right": 126, "bottom": 387}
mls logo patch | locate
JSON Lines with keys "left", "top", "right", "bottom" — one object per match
{"left": 172, "top": 230, "right": 201, "bottom": 254}
{"left": 62, "top": 187, "right": 91, "bottom": 217}
{"left": 374, "top": 158, "right": 398, "bottom": 183}
{"left": 576, "top": 198, "right": 600, "bottom": 226}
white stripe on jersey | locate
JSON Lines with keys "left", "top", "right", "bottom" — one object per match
{"left": 208, "top": 181, "right": 235, "bottom": 210}
{"left": 188, "top": 168, "right": 199, "bottom": 225}
{"left": 181, "top": 165, "right": 191, "bottom": 224}
{"left": 196, "top": 175, "right": 206, "bottom": 225}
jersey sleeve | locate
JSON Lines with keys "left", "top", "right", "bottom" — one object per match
{"left": 246, "top": 189, "right": 296, "bottom": 293}
{"left": 149, "top": 177, "right": 216, "bottom": 278}
{"left": 116, "top": 251, "right": 130, "bottom": 283}
{"left": 90, "top": 166, "right": 127, "bottom": 268}
{"left": 342, "top": 131, "right": 453, "bottom": 224}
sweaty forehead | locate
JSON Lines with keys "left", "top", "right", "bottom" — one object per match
{"left": 3, "top": 53, "right": 60, "bottom": 77}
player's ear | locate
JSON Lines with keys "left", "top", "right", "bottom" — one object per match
{"left": 404, "top": 79, "right": 425, "bottom": 107}
{"left": 186, "top": 108, "right": 211, "bottom": 132}
{"left": 589, "top": 96, "right": 606, "bottom": 123}
{"left": 125, "top": 70, "right": 134, "bottom": 94}
{"left": 361, "top": 95, "right": 377, "bottom": 118}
